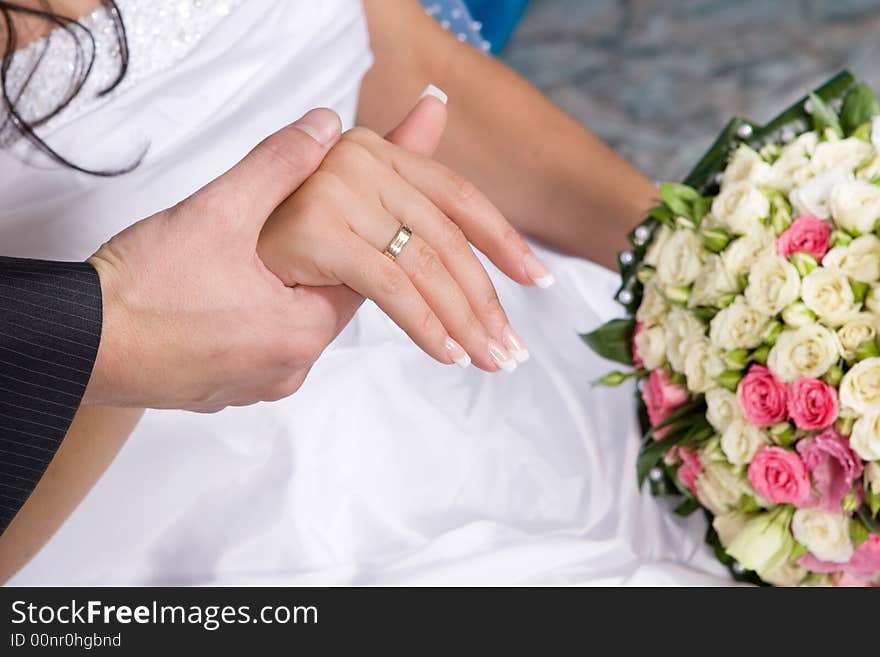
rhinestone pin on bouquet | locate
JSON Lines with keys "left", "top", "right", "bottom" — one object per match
{"left": 585, "top": 72, "right": 880, "bottom": 586}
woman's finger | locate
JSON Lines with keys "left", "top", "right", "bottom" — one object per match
{"left": 361, "top": 138, "right": 555, "bottom": 289}
{"left": 384, "top": 85, "right": 449, "bottom": 157}
{"left": 375, "top": 171, "right": 529, "bottom": 363}
{"left": 329, "top": 230, "right": 475, "bottom": 371}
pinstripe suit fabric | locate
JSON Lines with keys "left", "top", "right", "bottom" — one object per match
{"left": 0, "top": 257, "right": 102, "bottom": 535}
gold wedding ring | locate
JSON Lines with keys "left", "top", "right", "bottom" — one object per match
{"left": 383, "top": 224, "right": 413, "bottom": 261}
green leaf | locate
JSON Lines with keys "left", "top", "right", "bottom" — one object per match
{"left": 660, "top": 182, "right": 700, "bottom": 219}
{"left": 808, "top": 92, "right": 844, "bottom": 139}
{"left": 739, "top": 495, "right": 761, "bottom": 514}
{"left": 674, "top": 496, "right": 701, "bottom": 516}
{"left": 857, "top": 504, "right": 880, "bottom": 537}
{"left": 648, "top": 204, "right": 674, "bottom": 226}
{"left": 692, "top": 196, "right": 713, "bottom": 225}
{"left": 580, "top": 319, "right": 635, "bottom": 366}
{"left": 840, "top": 83, "right": 880, "bottom": 135}
{"left": 851, "top": 517, "right": 871, "bottom": 548}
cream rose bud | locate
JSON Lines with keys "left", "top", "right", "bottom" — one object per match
{"left": 811, "top": 137, "right": 875, "bottom": 174}
{"left": 643, "top": 224, "right": 673, "bottom": 268}
{"left": 789, "top": 166, "right": 853, "bottom": 220}
{"left": 721, "top": 419, "right": 770, "bottom": 466}
{"left": 689, "top": 255, "right": 738, "bottom": 309}
{"left": 706, "top": 388, "right": 744, "bottom": 434}
{"left": 791, "top": 508, "right": 855, "bottom": 564}
{"left": 636, "top": 280, "right": 668, "bottom": 327}
{"left": 866, "top": 285, "right": 880, "bottom": 315}
{"left": 822, "top": 234, "right": 880, "bottom": 284}
{"left": 664, "top": 306, "right": 706, "bottom": 373}
{"left": 866, "top": 461, "right": 880, "bottom": 495}
{"left": 770, "top": 131, "right": 819, "bottom": 192}
{"left": 829, "top": 180, "right": 880, "bottom": 236}
{"left": 695, "top": 460, "right": 749, "bottom": 516}
{"left": 849, "top": 413, "right": 880, "bottom": 461}
{"left": 720, "top": 230, "right": 775, "bottom": 278}
{"left": 836, "top": 313, "right": 879, "bottom": 361}
{"left": 781, "top": 301, "right": 817, "bottom": 328}
{"left": 711, "top": 181, "right": 770, "bottom": 235}
{"left": 722, "top": 144, "right": 773, "bottom": 189}
{"left": 744, "top": 252, "right": 800, "bottom": 315}
{"left": 683, "top": 338, "right": 725, "bottom": 394}
{"left": 800, "top": 267, "right": 858, "bottom": 327}
{"left": 655, "top": 228, "right": 705, "bottom": 287}
{"left": 709, "top": 297, "right": 769, "bottom": 351}
{"left": 839, "top": 357, "right": 880, "bottom": 415}
{"left": 761, "top": 559, "right": 808, "bottom": 587}
{"left": 633, "top": 324, "right": 667, "bottom": 370}
{"left": 767, "top": 324, "right": 840, "bottom": 382}
{"left": 712, "top": 512, "right": 748, "bottom": 548}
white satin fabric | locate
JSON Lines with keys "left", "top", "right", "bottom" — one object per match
{"left": 3, "top": 0, "right": 730, "bottom": 586}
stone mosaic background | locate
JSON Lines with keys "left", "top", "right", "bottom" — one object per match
{"left": 502, "top": 0, "right": 880, "bottom": 180}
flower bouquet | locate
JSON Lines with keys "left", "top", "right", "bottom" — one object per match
{"left": 585, "top": 71, "right": 880, "bottom": 586}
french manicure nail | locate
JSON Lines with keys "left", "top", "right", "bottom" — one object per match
{"left": 292, "top": 108, "right": 342, "bottom": 147}
{"left": 420, "top": 83, "right": 448, "bottom": 105}
{"left": 445, "top": 337, "right": 471, "bottom": 369}
{"left": 523, "top": 252, "right": 555, "bottom": 288}
{"left": 502, "top": 326, "right": 530, "bottom": 363}
{"left": 488, "top": 339, "right": 517, "bottom": 373}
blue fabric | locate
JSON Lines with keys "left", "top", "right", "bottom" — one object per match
{"left": 464, "top": 0, "right": 529, "bottom": 53}
{"left": 420, "top": 0, "right": 528, "bottom": 54}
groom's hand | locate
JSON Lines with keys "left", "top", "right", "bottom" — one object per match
{"left": 84, "top": 109, "right": 364, "bottom": 411}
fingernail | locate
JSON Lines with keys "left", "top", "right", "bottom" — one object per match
{"left": 523, "top": 252, "right": 555, "bottom": 288}
{"left": 445, "top": 337, "right": 471, "bottom": 369}
{"left": 488, "top": 339, "right": 517, "bottom": 373}
{"left": 292, "top": 108, "right": 342, "bottom": 147}
{"left": 502, "top": 325, "right": 530, "bottom": 363}
{"left": 420, "top": 84, "right": 448, "bottom": 105}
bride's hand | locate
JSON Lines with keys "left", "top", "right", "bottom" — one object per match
{"left": 258, "top": 92, "right": 554, "bottom": 372}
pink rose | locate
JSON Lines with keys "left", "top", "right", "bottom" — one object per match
{"left": 676, "top": 446, "right": 703, "bottom": 496}
{"left": 796, "top": 429, "right": 864, "bottom": 512}
{"left": 737, "top": 365, "right": 789, "bottom": 427}
{"left": 747, "top": 446, "right": 811, "bottom": 506}
{"left": 776, "top": 215, "right": 832, "bottom": 261}
{"left": 788, "top": 377, "right": 839, "bottom": 430}
{"left": 643, "top": 369, "right": 688, "bottom": 439}
{"left": 632, "top": 322, "right": 645, "bottom": 368}
{"left": 800, "top": 535, "right": 880, "bottom": 583}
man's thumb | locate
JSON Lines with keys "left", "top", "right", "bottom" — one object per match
{"left": 206, "top": 108, "right": 342, "bottom": 231}
{"left": 385, "top": 85, "right": 448, "bottom": 156}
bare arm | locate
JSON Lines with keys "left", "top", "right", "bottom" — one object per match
{"left": 359, "top": 0, "right": 657, "bottom": 269}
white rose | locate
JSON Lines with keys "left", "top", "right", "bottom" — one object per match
{"left": 709, "top": 297, "right": 769, "bottom": 350}
{"left": 695, "top": 460, "right": 748, "bottom": 516}
{"left": 744, "top": 252, "right": 800, "bottom": 315}
{"left": 722, "top": 144, "right": 772, "bottom": 189}
{"left": 800, "top": 267, "right": 858, "bottom": 326}
{"left": 720, "top": 229, "right": 775, "bottom": 277}
{"left": 664, "top": 306, "right": 705, "bottom": 373}
{"left": 767, "top": 324, "right": 840, "bottom": 382}
{"left": 713, "top": 512, "right": 748, "bottom": 548}
{"left": 721, "top": 419, "right": 770, "bottom": 466}
{"left": 636, "top": 280, "right": 668, "bottom": 326}
{"left": 873, "top": 116, "right": 880, "bottom": 153}
{"left": 770, "top": 131, "right": 818, "bottom": 192}
{"left": 811, "top": 137, "right": 874, "bottom": 175}
{"left": 633, "top": 324, "right": 666, "bottom": 370}
{"left": 689, "top": 254, "right": 739, "bottom": 308}
{"left": 836, "top": 313, "right": 879, "bottom": 361}
{"left": 706, "top": 388, "right": 743, "bottom": 434}
{"left": 840, "top": 357, "right": 880, "bottom": 417}
{"left": 791, "top": 508, "right": 854, "bottom": 564}
{"left": 683, "top": 338, "right": 725, "bottom": 393}
{"left": 866, "top": 461, "right": 880, "bottom": 495}
{"left": 789, "top": 166, "right": 854, "bottom": 220}
{"left": 829, "top": 180, "right": 880, "bottom": 236}
{"left": 711, "top": 181, "right": 770, "bottom": 235}
{"left": 762, "top": 559, "right": 808, "bottom": 587}
{"left": 643, "top": 224, "right": 673, "bottom": 268}
{"left": 866, "top": 285, "right": 880, "bottom": 315}
{"left": 655, "top": 228, "right": 704, "bottom": 287}
{"left": 856, "top": 154, "right": 880, "bottom": 182}
{"left": 822, "top": 234, "right": 880, "bottom": 283}
{"left": 849, "top": 413, "right": 880, "bottom": 461}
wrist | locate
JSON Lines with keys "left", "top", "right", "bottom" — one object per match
{"left": 83, "top": 247, "right": 139, "bottom": 406}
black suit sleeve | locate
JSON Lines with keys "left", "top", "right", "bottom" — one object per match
{"left": 0, "top": 256, "right": 102, "bottom": 535}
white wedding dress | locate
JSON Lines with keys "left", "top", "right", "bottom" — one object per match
{"left": 2, "top": 0, "right": 730, "bottom": 586}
